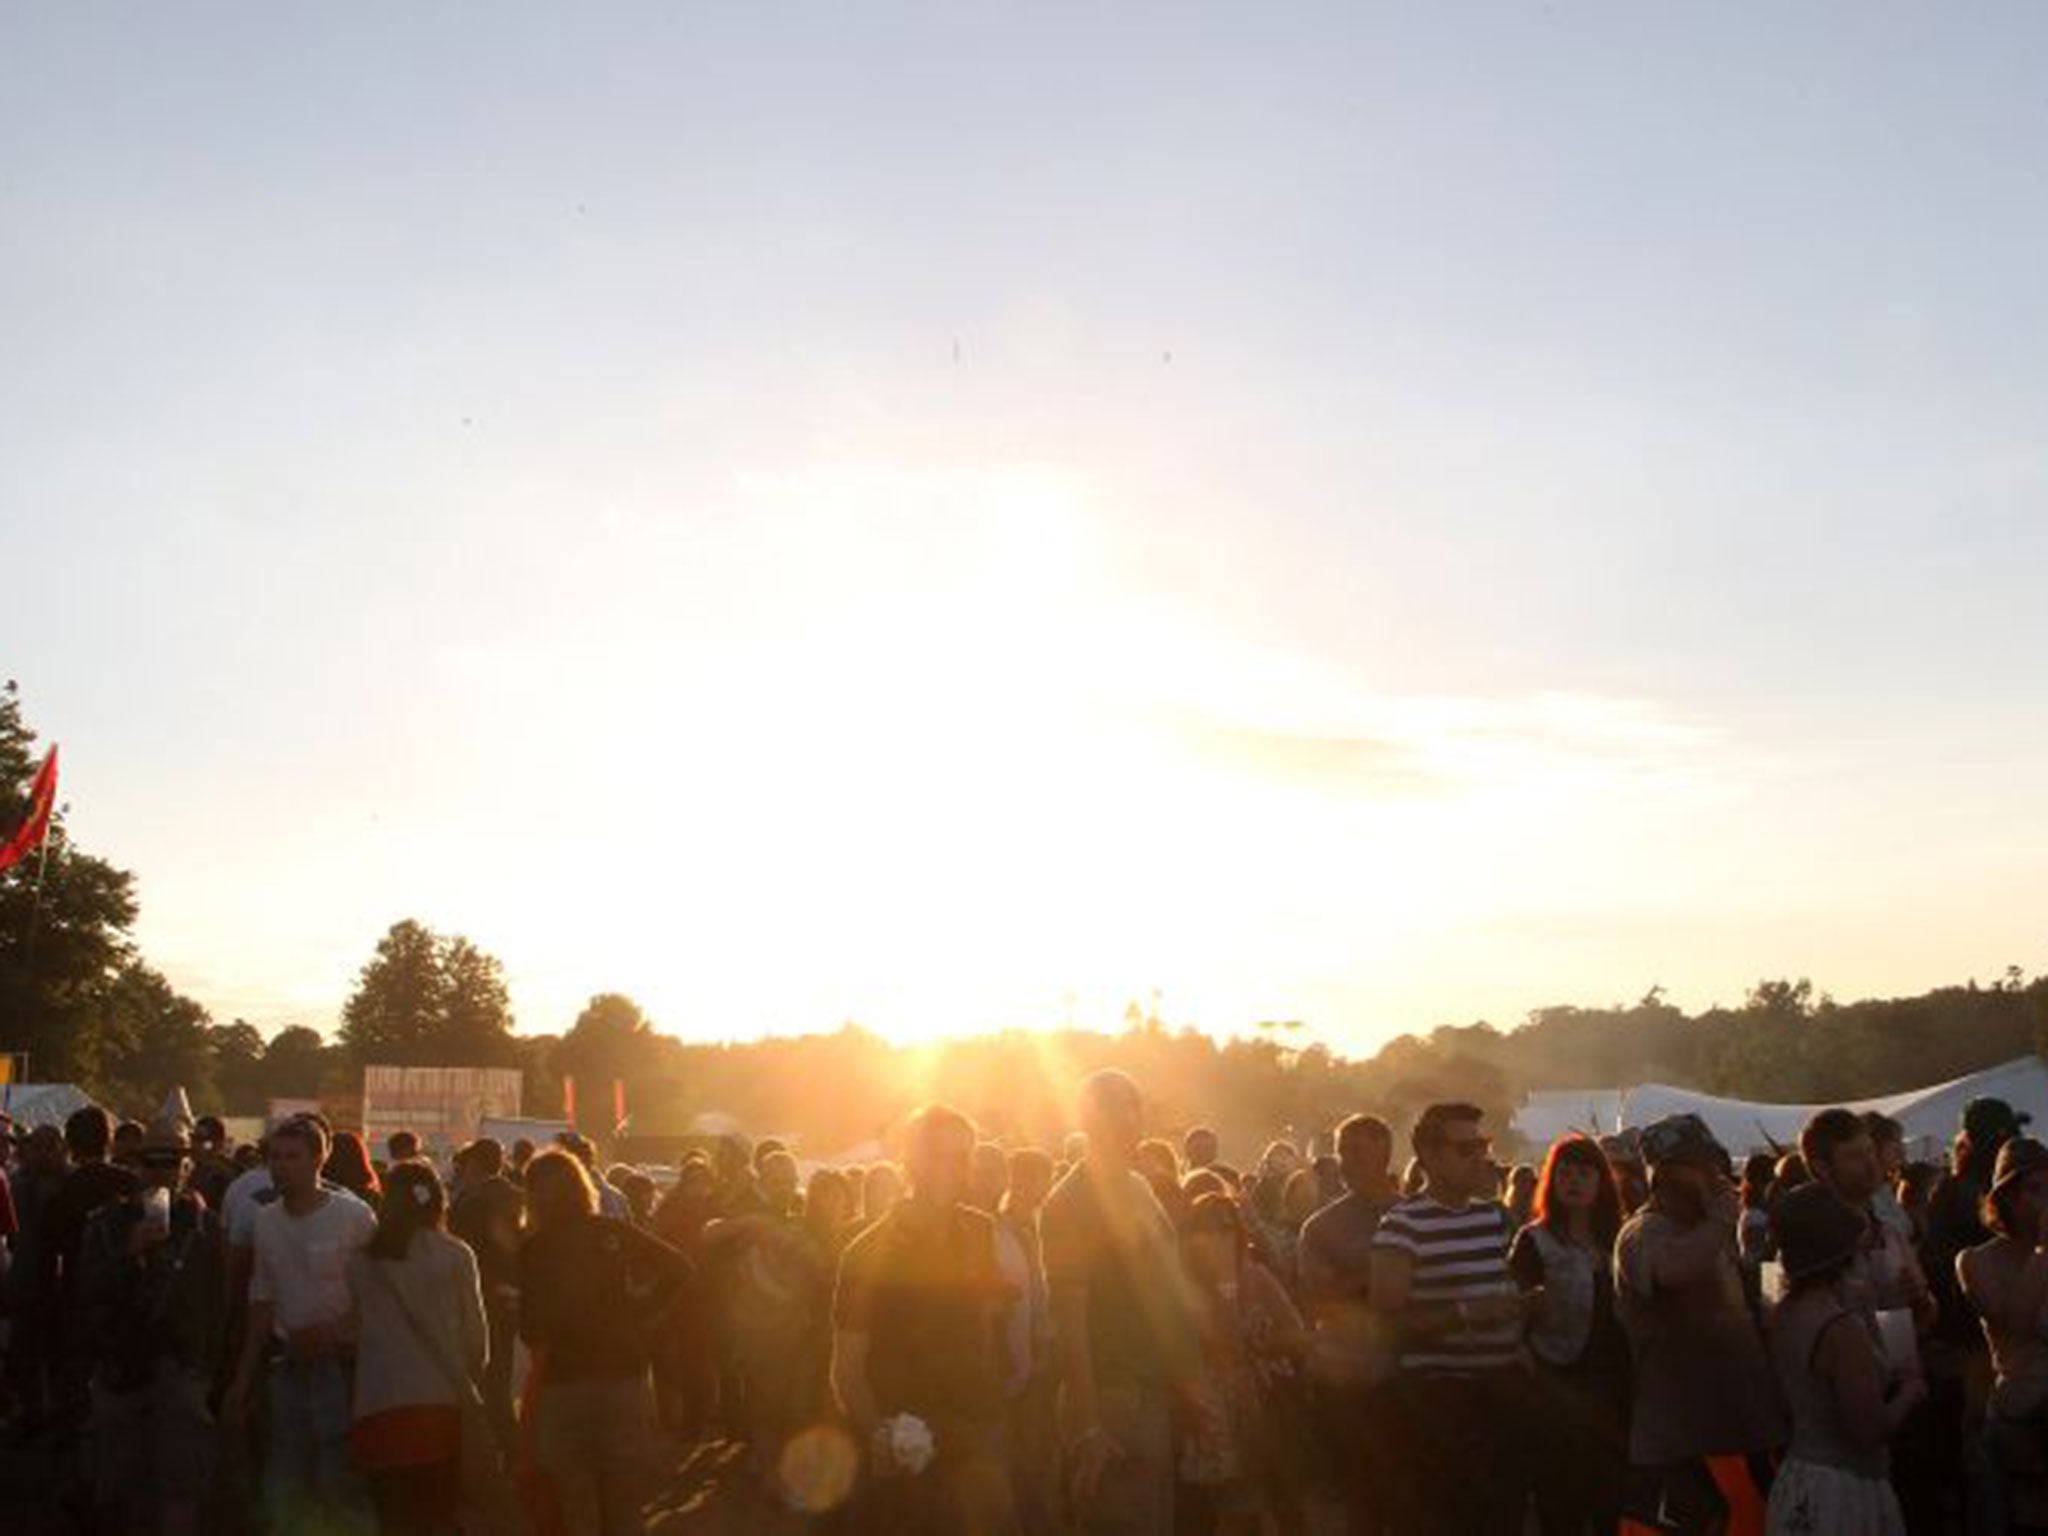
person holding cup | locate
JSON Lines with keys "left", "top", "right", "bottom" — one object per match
{"left": 72, "top": 1117, "right": 225, "bottom": 1536}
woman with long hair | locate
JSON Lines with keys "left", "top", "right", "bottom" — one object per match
{"left": 1176, "top": 1192, "right": 1313, "bottom": 1536}
{"left": 518, "top": 1147, "right": 688, "bottom": 1536}
{"left": 347, "top": 1158, "right": 487, "bottom": 1536}
{"left": 1508, "top": 1135, "right": 1631, "bottom": 1536}
{"left": 325, "top": 1129, "right": 384, "bottom": 1211}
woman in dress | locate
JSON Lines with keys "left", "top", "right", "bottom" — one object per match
{"left": 1509, "top": 1134, "right": 1631, "bottom": 1536}
{"left": 348, "top": 1158, "right": 487, "bottom": 1536}
{"left": 1765, "top": 1182, "right": 1922, "bottom": 1536}
{"left": 1176, "top": 1192, "right": 1313, "bottom": 1536}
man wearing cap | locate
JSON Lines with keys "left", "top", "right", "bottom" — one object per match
{"left": 1614, "top": 1113, "right": 1784, "bottom": 1535}
{"left": 73, "top": 1119, "right": 225, "bottom": 1536}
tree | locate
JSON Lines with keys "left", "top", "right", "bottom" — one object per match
{"left": 260, "top": 1025, "right": 332, "bottom": 1103}
{"left": 555, "top": 993, "right": 660, "bottom": 1095}
{"left": 0, "top": 682, "right": 144, "bottom": 1090}
{"left": 93, "top": 962, "right": 217, "bottom": 1113}
{"left": 338, "top": 920, "right": 514, "bottom": 1065}
{"left": 211, "top": 1019, "right": 268, "bottom": 1113}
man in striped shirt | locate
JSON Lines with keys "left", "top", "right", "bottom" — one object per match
{"left": 1369, "top": 1101, "right": 1536, "bottom": 1535}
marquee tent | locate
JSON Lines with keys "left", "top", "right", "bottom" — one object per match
{"left": 0, "top": 1081, "right": 92, "bottom": 1129}
{"left": 1512, "top": 1057, "right": 2048, "bottom": 1159}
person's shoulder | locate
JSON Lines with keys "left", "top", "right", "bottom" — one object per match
{"left": 1040, "top": 1165, "right": 1094, "bottom": 1225}
{"left": 955, "top": 1203, "right": 999, "bottom": 1243}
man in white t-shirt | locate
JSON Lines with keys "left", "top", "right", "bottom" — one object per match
{"left": 226, "top": 1117, "right": 376, "bottom": 1530}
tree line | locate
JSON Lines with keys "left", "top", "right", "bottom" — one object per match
{"left": 4, "top": 681, "right": 2045, "bottom": 1153}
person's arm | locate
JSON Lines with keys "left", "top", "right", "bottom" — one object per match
{"left": 831, "top": 1328, "right": 878, "bottom": 1432}
{"left": 1243, "top": 1259, "right": 1314, "bottom": 1360}
{"left": 1817, "top": 1308, "right": 1924, "bottom": 1448}
{"left": 1295, "top": 1219, "right": 1342, "bottom": 1326}
{"left": 453, "top": 1242, "right": 488, "bottom": 1381}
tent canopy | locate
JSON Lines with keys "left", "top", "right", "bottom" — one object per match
{"left": 1512, "top": 1057, "right": 2048, "bottom": 1159}
{"left": 0, "top": 1081, "right": 92, "bottom": 1129}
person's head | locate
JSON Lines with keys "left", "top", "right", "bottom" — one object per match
{"left": 1313, "top": 1154, "right": 1343, "bottom": 1206}
{"left": 1985, "top": 1137, "right": 2048, "bottom": 1239}
{"left": 715, "top": 1133, "right": 754, "bottom": 1182}
{"left": 524, "top": 1147, "right": 598, "bottom": 1232}
{"left": 1004, "top": 1148, "right": 1054, "bottom": 1217}
{"left": 902, "top": 1104, "right": 977, "bottom": 1207}
{"left": 1506, "top": 1163, "right": 1539, "bottom": 1209}
{"left": 1799, "top": 1107, "right": 1879, "bottom": 1206}
{"left": 1182, "top": 1191, "right": 1248, "bottom": 1285}
{"left": 193, "top": 1115, "right": 226, "bottom": 1154}
{"left": 135, "top": 1120, "right": 192, "bottom": 1194}
{"left": 861, "top": 1162, "right": 903, "bottom": 1221}
{"left": 369, "top": 1157, "right": 447, "bottom": 1260}
{"left": 455, "top": 1137, "right": 505, "bottom": 1185}
{"left": 268, "top": 1116, "right": 330, "bottom": 1198}
{"left": 1774, "top": 1152, "right": 1810, "bottom": 1193}
{"left": 753, "top": 1138, "right": 787, "bottom": 1175}
{"left": 1863, "top": 1112, "right": 1906, "bottom": 1181}
{"left": 1333, "top": 1114, "right": 1392, "bottom": 1196}
{"left": 24, "top": 1122, "right": 65, "bottom": 1172}
{"left": 677, "top": 1157, "right": 716, "bottom": 1200}
{"left": 1076, "top": 1070, "right": 1143, "bottom": 1164}
{"left": 1964, "top": 1097, "right": 2030, "bottom": 1174}
{"left": 618, "top": 1169, "right": 657, "bottom": 1223}
{"left": 1899, "top": 1160, "right": 1940, "bottom": 1210}
{"left": 806, "top": 1168, "right": 853, "bottom": 1232}
{"left": 554, "top": 1131, "right": 597, "bottom": 1169}
{"left": 232, "top": 1142, "right": 261, "bottom": 1171}
{"left": 968, "top": 1142, "right": 1010, "bottom": 1214}
{"left": 1135, "top": 1138, "right": 1180, "bottom": 1187}
{"left": 510, "top": 1138, "right": 535, "bottom": 1172}
{"left": 1772, "top": 1180, "right": 1867, "bottom": 1295}
{"left": 64, "top": 1105, "right": 113, "bottom": 1163}
{"left": 386, "top": 1130, "right": 420, "bottom": 1164}
{"left": 324, "top": 1130, "right": 381, "bottom": 1199}
{"left": 1638, "top": 1113, "right": 1732, "bottom": 1221}
{"left": 1183, "top": 1126, "right": 1219, "bottom": 1170}
{"left": 1739, "top": 1151, "right": 1778, "bottom": 1209}
{"left": 113, "top": 1120, "right": 145, "bottom": 1163}
{"left": 1185, "top": 1168, "right": 1229, "bottom": 1206}
{"left": 1533, "top": 1135, "right": 1624, "bottom": 1247}
{"left": 1280, "top": 1167, "right": 1318, "bottom": 1226}
{"left": 1411, "top": 1103, "right": 1492, "bottom": 1202}
{"left": 759, "top": 1149, "right": 801, "bottom": 1212}
{"left": 1259, "top": 1139, "right": 1303, "bottom": 1180}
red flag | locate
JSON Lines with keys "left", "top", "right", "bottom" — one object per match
{"left": 0, "top": 746, "right": 57, "bottom": 876}
{"left": 562, "top": 1075, "right": 577, "bottom": 1126}
{"left": 612, "top": 1079, "right": 626, "bottom": 1131}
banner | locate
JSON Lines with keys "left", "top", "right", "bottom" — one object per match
{"left": 361, "top": 1065, "right": 524, "bottom": 1154}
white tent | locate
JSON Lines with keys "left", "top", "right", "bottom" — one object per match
{"left": 1515, "top": 1057, "right": 2048, "bottom": 1160}
{"left": 1511, "top": 1089, "right": 1626, "bottom": 1148}
{"left": 0, "top": 1081, "right": 92, "bottom": 1129}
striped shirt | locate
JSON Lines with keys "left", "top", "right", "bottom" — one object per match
{"left": 1370, "top": 1196, "right": 1522, "bottom": 1375}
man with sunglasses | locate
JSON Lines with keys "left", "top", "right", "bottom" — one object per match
{"left": 73, "top": 1118, "right": 224, "bottom": 1536}
{"left": 1369, "top": 1101, "right": 1536, "bottom": 1535}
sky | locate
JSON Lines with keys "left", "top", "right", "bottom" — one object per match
{"left": 5, "top": 3, "right": 2048, "bottom": 1054}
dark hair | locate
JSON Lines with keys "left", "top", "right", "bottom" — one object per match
{"left": 753, "top": 1138, "right": 786, "bottom": 1172}
{"left": 1862, "top": 1111, "right": 1904, "bottom": 1149}
{"left": 1740, "top": 1152, "right": 1777, "bottom": 1208}
{"left": 194, "top": 1115, "right": 226, "bottom": 1146}
{"left": 904, "top": 1103, "right": 977, "bottom": 1160}
{"left": 271, "top": 1115, "right": 330, "bottom": 1164}
{"left": 1007, "top": 1147, "right": 1053, "bottom": 1185}
{"left": 525, "top": 1147, "right": 598, "bottom": 1228}
{"left": 456, "top": 1137, "right": 505, "bottom": 1177}
{"left": 805, "top": 1168, "right": 852, "bottom": 1230}
{"left": 114, "top": 1120, "right": 145, "bottom": 1145}
{"left": 1798, "top": 1108, "right": 1868, "bottom": 1176}
{"left": 554, "top": 1131, "right": 596, "bottom": 1167}
{"left": 1184, "top": 1190, "right": 1247, "bottom": 1246}
{"left": 369, "top": 1159, "right": 446, "bottom": 1260}
{"left": 511, "top": 1138, "right": 535, "bottom": 1165}
{"left": 64, "top": 1106, "right": 113, "bottom": 1159}
{"left": 1183, "top": 1125, "right": 1217, "bottom": 1150}
{"left": 1532, "top": 1135, "right": 1624, "bottom": 1247}
{"left": 1336, "top": 1114, "right": 1392, "bottom": 1158}
{"left": 323, "top": 1130, "right": 382, "bottom": 1202}
{"left": 386, "top": 1130, "right": 420, "bottom": 1163}
{"left": 1412, "top": 1103, "right": 1484, "bottom": 1157}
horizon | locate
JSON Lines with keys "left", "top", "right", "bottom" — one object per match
{"left": 8, "top": 6, "right": 2048, "bottom": 1055}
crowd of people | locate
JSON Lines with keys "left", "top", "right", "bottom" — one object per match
{"left": 0, "top": 1067, "right": 2046, "bottom": 1535}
